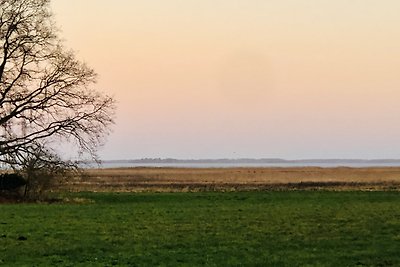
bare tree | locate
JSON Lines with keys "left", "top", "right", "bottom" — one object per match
{"left": 0, "top": 0, "right": 115, "bottom": 169}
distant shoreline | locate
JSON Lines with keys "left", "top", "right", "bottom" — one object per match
{"left": 92, "top": 158, "right": 400, "bottom": 164}
{"left": 78, "top": 158, "right": 400, "bottom": 169}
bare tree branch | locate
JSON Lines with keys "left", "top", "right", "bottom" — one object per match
{"left": 0, "top": 0, "right": 115, "bottom": 167}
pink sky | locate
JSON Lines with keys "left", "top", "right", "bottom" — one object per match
{"left": 51, "top": 0, "right": 400, "bottom": 159}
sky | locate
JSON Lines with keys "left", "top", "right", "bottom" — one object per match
{"left": 51, "top": 0, "right": 400, "bottom": 160}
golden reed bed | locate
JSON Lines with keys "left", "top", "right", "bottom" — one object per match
{"left": 61, "top": 167, "right": 400, "bottom": 192}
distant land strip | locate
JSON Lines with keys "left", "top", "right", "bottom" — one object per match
{"left": 81, "top": 158, "right": 400, "bottom": 165}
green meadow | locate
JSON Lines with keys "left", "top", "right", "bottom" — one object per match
{"left": 1, "top": 191, "right": 400, "bottom": 266}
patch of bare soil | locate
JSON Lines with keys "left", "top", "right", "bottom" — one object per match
{"left": 0, "top": 194, "right": 26, "bottom": 204}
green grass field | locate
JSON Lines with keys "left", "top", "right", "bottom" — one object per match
{"left": 1, "top": 191, "right": 400, "bottom": 266}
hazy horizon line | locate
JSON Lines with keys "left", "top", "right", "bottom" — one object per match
{"left": 94, "top": 158, "right": 400, "bottom": 163}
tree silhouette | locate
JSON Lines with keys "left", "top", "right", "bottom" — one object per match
{"left": 0, "top": 0, "right": 115, "bottom": 169}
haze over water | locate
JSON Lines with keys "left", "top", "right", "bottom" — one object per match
{"left": 51, "top": 1, "right": 400, "bottom": 160}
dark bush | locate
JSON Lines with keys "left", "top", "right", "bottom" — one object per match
{"left": 0, "top": 173, "right": 26, "bottom": 191}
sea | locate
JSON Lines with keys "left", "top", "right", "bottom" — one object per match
{"left": 83, "top": 161, "right": 400, "bottom": 169}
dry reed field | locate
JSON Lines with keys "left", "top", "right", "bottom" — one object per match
{"left": 62, "top": 167, "right": 400, "bottom": 192}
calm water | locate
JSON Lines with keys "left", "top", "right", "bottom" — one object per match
{"left": 83, "top": 162, "right": 400, "bottom": 169}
